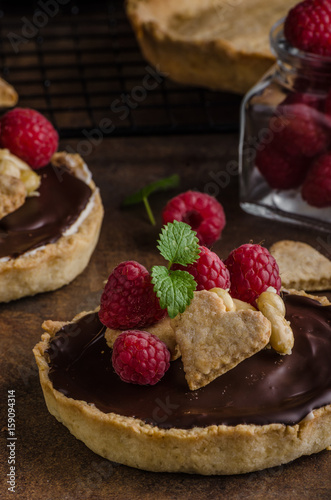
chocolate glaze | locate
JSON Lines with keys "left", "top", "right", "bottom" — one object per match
{"left": 0, "top": 165, "right": 92, "bottom": 258}
{"left": 47, "top": 294, "right": 331, "bottom": 429}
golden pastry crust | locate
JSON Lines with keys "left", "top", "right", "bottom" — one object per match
{"left": 0, "top": 77, "right": 18, "bottom": 108}
{"left": 33, "top": 290, "right": 331, "bottom": 475}
{"left": 270, "top": 240, "right": 331, "bottom": 292}
{"left": 126, "top": 0, "right": 297, "bottom": 94}
{"left": 0, "top": 154, "right": 103, "bottom": 302}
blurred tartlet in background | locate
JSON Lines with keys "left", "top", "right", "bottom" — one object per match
{"left": 126, "top": 0, "right": 297, "bottom": 94}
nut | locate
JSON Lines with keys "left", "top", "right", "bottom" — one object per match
{"left": 262, "top": 289, "right": 286, "bottom": 316}
{"left": 209, "top": 288, "right": 235, "bottom": 311}
{"left": 232, "top": 298, "right": 256, "bottom": 311}
{"left": 209, "top": 289, "right": 257, "bottom": 312}
{"left": 0, "top": 148, "right": 40, "bottom": 195}
{"left": 256, "top": 291, "right": 294, "bottom": 355}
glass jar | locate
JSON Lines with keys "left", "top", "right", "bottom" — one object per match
{"left": 239, "top": 18, "right": 331, "bottom": 232}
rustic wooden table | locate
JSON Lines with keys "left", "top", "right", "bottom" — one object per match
{"left": 1, "top": 133, "right": 331, "bottom": 500}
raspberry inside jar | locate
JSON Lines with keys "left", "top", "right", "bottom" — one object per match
{"left": 239, "top": 17, "right": 331, "bottom": 231}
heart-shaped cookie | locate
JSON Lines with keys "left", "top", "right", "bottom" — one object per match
{"left": 171, "top": 290, "right": 271, "bottom": 390}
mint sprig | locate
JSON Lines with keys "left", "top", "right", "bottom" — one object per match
{"left": 122, "top": 174, "right": 180, "bottom": 225}
{"left": 157, "top": 221, "right": 200, "bottom": 267}
{"left": 151, "top": 221, "right": 200, "bottom": 318}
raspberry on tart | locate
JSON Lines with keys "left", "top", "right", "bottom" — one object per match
{"left": 112, "top": 330, "right": 170, "bottom": 385}
{"left": 0, "top": 108, "right": 59, "bottom": 169}
{"left": 162, "top": 191, "right": 226, "bottom": 247}
{"left": 224, "top": 244, "right": 281, "bottom": 306}
{"left": 99, "top": 260, "right": 166, "bottom": 330}
{"left": 172, "top": 246, "right": 230, "bottom": 291}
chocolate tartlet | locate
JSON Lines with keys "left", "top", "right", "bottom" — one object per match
{"left": 33, "top": 291, "right": 331, "bottom": 475}
{"left": 0, "top": 152, "right": 103, "bottom": 302}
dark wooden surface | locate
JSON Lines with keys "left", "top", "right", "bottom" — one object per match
{"left": 1, "top": 133, "right": 331, "bottom": 500}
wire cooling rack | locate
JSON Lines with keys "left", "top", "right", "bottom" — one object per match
{"left": 0, "top": 0, "right": 242, "bottom": 138}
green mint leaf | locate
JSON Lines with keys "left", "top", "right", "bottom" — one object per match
{"left": 122, "top": 174, "right": 180, "bottom": 225}
{"left": 151, "top": 266, "right": 197, "bottom": 318}
{"left": 123, "top": 175, "right": 180, "bottom": 205}
{"left": 157, "top": 220, "right": 200, "bottom": 267}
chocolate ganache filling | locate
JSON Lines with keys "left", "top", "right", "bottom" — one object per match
{"left": 0, "top": 164, "right": 92, "bottom": 259}
{"left": 47, "top": 294, "right": 331, "bottom": 429}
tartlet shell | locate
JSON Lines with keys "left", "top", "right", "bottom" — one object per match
{"left": 33, "top": 291, "right": 331, "bottom": 475}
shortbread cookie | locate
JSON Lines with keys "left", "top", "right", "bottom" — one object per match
{"left": 0, "top": 152, "right": 103, "bottom": 302}
{"left": 126, "top": 0, "right": 297, "bottom": 94}
{"left": 33, "top": 290, "right": 331, "bottom": 475}
{"left": 105, "top": 315, "right": 180, "bottom": 360}
{"left": 171, "top": 290, "right": 271, "bottom": 390}
{"left": 270, "top": 240, "right": 331, "bottom": 292}
{"left": 285, "top": 288, "right": 331, "bottom": 306}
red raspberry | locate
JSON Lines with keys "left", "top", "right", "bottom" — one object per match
{"left": 99, "top": 261, "right": 166, "bottom": 330}
{"left": 284, "top": 0, "right": 331, "bottom": 56}
{"left": 323, "top": 89, "right": 331, "bottom": 124}
{"left": 0, "top": 107, "right": 58, "bottom": 169}
{"left": 112, "top": 330, "right": 170, "bottom": 385}
{"left": 280, "top": 91, "right": 323, "bottom": 110}
{"left": 301, "top": 152, "right": 331, "bottom": 206}
{"left": 255, "top": 142, "right": 311, "bottom": 189}
{"left": 325, "top": 88, "right": 331, "bottom": 112}
{"left": 271, "top": 103, "right": 329, "bottom": 158}
{"left": 162, "top": 191, "right": 226, "bottom": 247}
{"left": 172, "top": 246, "right": 230, "bottom": 291}
{"left": 224, "top": 244, "right": 281, "bottom": 306}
